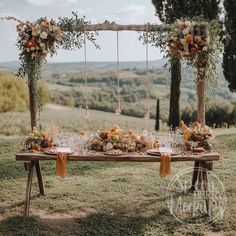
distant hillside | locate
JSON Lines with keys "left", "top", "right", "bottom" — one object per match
{"left": 0, "top": 59, "right": 168, "bottom": 73}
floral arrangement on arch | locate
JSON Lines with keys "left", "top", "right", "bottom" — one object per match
{"left": 168, "top": 19, "right": 210, "bottom": 77}
{"left": 12, "top": 17, "right": 62, "bottom": 77}
{"left": 17, "top": 17, "right": 62, "bottom": 60}
{"left": 168, "top": 19, "right": 209, "bottom": 59}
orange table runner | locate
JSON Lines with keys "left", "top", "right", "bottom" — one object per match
{"left": 160, "top": 152, "right": 171, "bottom": 177}
{"left": 56, "top": 152, "right": 68, "bottom": 178}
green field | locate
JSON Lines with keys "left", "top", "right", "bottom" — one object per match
{"left": 0, "top": 106, "right": 235, "bottom": 235}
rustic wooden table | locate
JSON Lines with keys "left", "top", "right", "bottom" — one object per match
{"left": 16, "top": 151, "right": 221, "bottom": 217}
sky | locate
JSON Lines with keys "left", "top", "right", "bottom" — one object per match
{"left": 0, "top": 0, "right": 163, "bottom": 62}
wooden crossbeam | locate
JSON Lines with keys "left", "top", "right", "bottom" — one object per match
{"left": 78, "top": 22, "right": 171, "bottom": 32}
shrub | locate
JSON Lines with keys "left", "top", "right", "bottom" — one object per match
{"left": 0, "top": 71, "right": 50, "bottom": 112}
{"left": 0, "top": 72, "right": 28, "bottom": 112}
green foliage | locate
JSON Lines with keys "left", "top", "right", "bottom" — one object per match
{"left": 58, "top": 11, "right": 99, "bottom": 50}
{"left": 0, "top": 72, "right": 49, "bottom": 113}
{"left": 0, "top": 72, "right": 28, "bottom": 112}
{"left": 181, "top": 99, "right": 236, "bottom": 127}
{"left": 151, "top": 0, "right": 221, "bottom": 24}
{"left": 223, "top": 0, "right": 236, "bottom": 92}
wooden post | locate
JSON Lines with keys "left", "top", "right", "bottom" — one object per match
{"left": 23, "top": 161, "right": 35, "bottom": 217}
{"left": 197, "top": 78, "right": 206, "bottom": 127}
{"left": 28, "top": 80, "right": 37, "bottom": 130}
{"left": 155, "top": 99, "right": 160, "bottom": 131}
{"left": 27, "top": 59, "right": 41, "bottom": 130}
{"left": 35, "top": 161, "right": 44, "bottom": 195}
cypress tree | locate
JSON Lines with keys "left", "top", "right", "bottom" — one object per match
{"left": 223, "top": 0, "right": 236, "bottom": 92}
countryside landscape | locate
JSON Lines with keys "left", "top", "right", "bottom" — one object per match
{"left": 0, "top": 0, "right": 236, "bottom": 235}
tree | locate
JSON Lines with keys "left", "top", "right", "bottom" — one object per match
{"left": 151, "top": 0, "right": 220, "bottom": 128}
{"left": 223, "top": 0, "right": 236, "bottom": 92}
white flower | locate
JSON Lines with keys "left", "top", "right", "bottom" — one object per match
{"left": 52, "top": 26, "right": 62, "bottom": 39}
{"left": 32, "top": 24, "right": 41, "bottom": 36}
{"left": 36, "top": 46, "right": 39, "bottom": 50}
{"left": 183, "top": 29, "right": 189, "bottom": 35}
{"left": 40, "top": 32, "right": 48, "bottom": 39}
{"left": 40, "top": 43, "right": 45, "bottom": 48}
{"left": 30, "top": 47, "right": 35, "bottom": 51}
{"left": 26, "top": 48, "right": 30, "bottom": 52}
{"left": 185, "top": 21, "right": 192, "bottom": 26}
{"left": 202, "top": 46, "right": 208, "bottom": 51}
{"left": 43, "top": 49, "right": 48, "bottom": 54}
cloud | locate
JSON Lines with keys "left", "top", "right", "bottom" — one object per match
{"left": 26, "top": 0, "right": 77, "bottom": 7}
{"left": 103, "top": 5, "right": 146, "bottom": 23}
{"left": 116, "top": 5, "right": 146, "bottom": 18}
{"left": 76, "top": 7, "right": 91, "bottom": 16}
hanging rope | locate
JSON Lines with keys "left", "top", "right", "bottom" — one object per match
{"left": 84, "top": 32, "right": 89, "bottom": 119}
{"left": 115, "top": 29, "right": 121, "bottom": 115}
{"left": 144, "top": 24, "right": 150, "bottom": 120}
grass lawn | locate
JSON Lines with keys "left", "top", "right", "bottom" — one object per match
{"left": 0, "top": 108, "right": 235, "bottom": 235}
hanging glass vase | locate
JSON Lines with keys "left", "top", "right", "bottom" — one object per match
{"left": 144, "top": 107, "right": 150, "bottom": 120}
{"left": 85, "top": 105, "right": 89, "bottom": 119}
{"left": 115, "top": 97, "right": 121, "bottom": 115}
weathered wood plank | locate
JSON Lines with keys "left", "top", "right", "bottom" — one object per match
{"left": 16, "top": 151, "right": 220, "bottom": 162}
{"left": 35, "top": 161, "right": 44, "bottom": 196}
{"left": 81, "top": 22, "right": 171, "bottom": 32}
{"left": 23, "top": 161, "right": 34, "bottom": 217}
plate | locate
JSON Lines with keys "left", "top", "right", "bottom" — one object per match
{"left": 104, "top": 150, "right": 127, "bottom": 156}
{"left": 147, "top": 147, "right": 179, "bottom": 156}
{"left": 44, "top": 147, "right": 73, "bottom": 155}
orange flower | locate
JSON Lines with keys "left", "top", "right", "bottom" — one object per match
{"left": 185, "top": 34, "right": 193, "bottom": 43}
{"left": 32, "top": 144, "right": 40, "bottom": 151}
{"left": 175, "top": 39, "right": 181, "bottom": 47}
{"left": 80, "top": 131, "right": 86, "bottom": 136}
{"left": 42, "top": 20, "right": 51, "bottom": 28}
{"left": 100, "top": 130, "right": 109, "bottom": 138}
{"left": 194, "top": 35, "right": 201, "bottom": 43}
{"left": 192, "top": 121, "right": 200, "bottom": 127}
{"left": 191, "top": 47, "right": 198, "bottom": 53}
{"left": 192, "top": 130, "right": 197, "bottom": 135}
{"left": 140, "top": 135, "right": 145, "bottom": 142}
{"left": 26, "top": 39, "right": 37, "bottom": 48}
{"left": 197, "top": 136, "right": 204, "bottom": 142}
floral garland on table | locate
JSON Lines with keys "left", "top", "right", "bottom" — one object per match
{"left": 24, "top": 127, "right": 53, "bottom": 151}
{"left": 180, "top": 121, "right": 213, "bottom": 150}
{"left": 88, "top": 125, "right": 160, "bottom": 152}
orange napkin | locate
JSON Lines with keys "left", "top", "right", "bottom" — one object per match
{"left": 56, "top": 152, "right": 68, "bottom": 178}
{"left": 160, "top": 152, "right": 171, "bottom": 177}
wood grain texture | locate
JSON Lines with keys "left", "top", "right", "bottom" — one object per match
{"left": 16, "top": 151, "right": 220, "bottom": 162}
{"left": 81, "top": 23, "right": 171, "bottom": 32}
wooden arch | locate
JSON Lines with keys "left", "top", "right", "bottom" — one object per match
{"left": 29, "top": 21, "right": 206, "bottom": 128}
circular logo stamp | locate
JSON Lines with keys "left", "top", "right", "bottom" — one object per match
{"left": 167, "top": 167, "right": 227, "bottom": 226}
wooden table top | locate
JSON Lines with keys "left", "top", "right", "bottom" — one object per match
{"left": 16, "top": 151, "right": 221, "bottom": 162}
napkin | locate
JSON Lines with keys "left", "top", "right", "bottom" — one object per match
{"left": 160, "top": 152, "right": 171, "bottom": 177}
{"left": 56, "top": 152, "right": 68, "bottom": 178}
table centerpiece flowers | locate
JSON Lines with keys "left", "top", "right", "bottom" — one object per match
{"left": 24, "top": 127, "right": 53, "bottom": 151}
{"left": 180, "top": 121, "right": 213, "bottom": 151}
{"left": 88, "top": 125, "right": 160, "bottom": 153}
